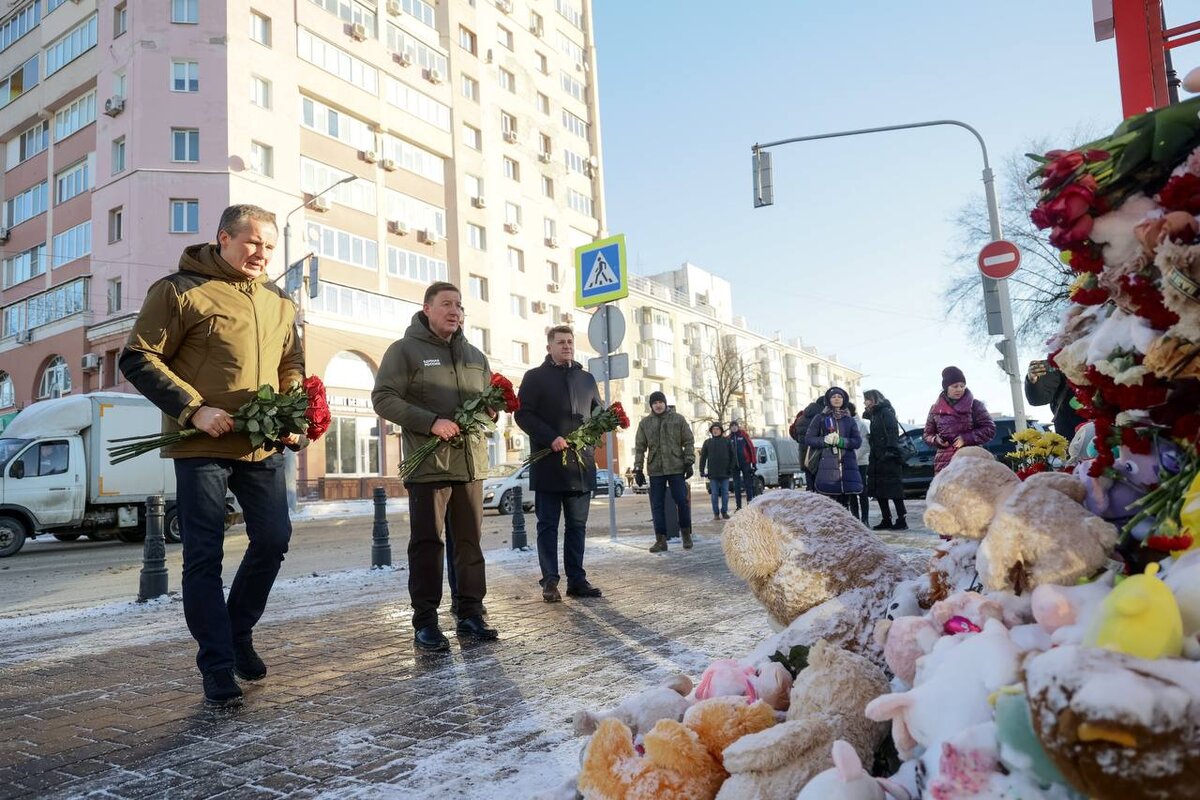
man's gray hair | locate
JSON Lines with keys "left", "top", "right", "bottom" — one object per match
{"left": 217, "top": 204, "right": 277, "bottom": 239}
{"left": 546, "top": 324, "right": 573, "bottom": 344}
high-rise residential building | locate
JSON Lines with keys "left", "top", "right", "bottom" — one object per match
{"left": 0, "top": 0, "right": 606, "bottom": 495}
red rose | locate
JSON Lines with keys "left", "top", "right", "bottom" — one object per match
{"left": 1044, "top": 182, "right": 1095, "bottom": 228}
{"left": 303, "top": 375, "right": 332, "bottom": 441}
{"left": 1049, "top": 214, "right": 1095, "bottom": 249}
{"left": 1039, "top": 151, "right": 1084, "bottom": 190}
{"left": 1157, "top": 173, "right": 1200, "bottom": 214}
{"left": 1084, "top": 149, "right": 1110, "bottom": 163}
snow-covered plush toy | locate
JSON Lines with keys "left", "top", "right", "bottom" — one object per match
{"left": 977, "top": 471, "right": 1118, "bottom": 594}
{"left": 992, "top": 688, "right": 1070, "bottom": 790}
{"left": 1145, "top": 239, "right": 1200, "bottom": 379}
{"left": 929, "top": 591, "right": 1004, "bottom": 632}
{"left": 694, "top": 659, "right": 793, "bottom": 712}
{"left": 874, "top": 615, "right": 940, "bottom": 686}
{"left": 1031, "top": 574, "right": 1115, "bottom": 646}
{"left": 1163, "top": 550, "right": 1200, "bottom": 659}
{"left": 796, "top": 740, "right": 911, "bottom": 800}
{"left": 574, "top": 674, "right": 694, "bottom": 738}
{"left": 722, "top": 490, "right": 915, "bottom": 656}
{"left": 921, "top": 539, "right": 983, "bottom": 607}
{"left": 1083, "top": 561, "right": 1184, "bottom": 659}
{"left": 717, "top": 640, "right": 890, "bottom": 800}
{"left": 1026, "top": 644, "right": 1200, "bottom": 800}
{"left": 1077, "top": 438, "right": 1179, "bottom": 525}
{"left": 923, "top": 447, "right": 1019, "bottom": 540}
{"left": 577, "top": 697, "right": 776, "bottom": 800}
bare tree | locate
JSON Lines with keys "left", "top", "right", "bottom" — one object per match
{"left": 686, "top": 339, "right": 763, "bottom": 427}
{"left": 943, "top": 135, "right": 1095, "bottom": 347}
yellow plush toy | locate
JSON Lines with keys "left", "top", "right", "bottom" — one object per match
{"left": 1084, "top": 562, "right": 1184, "bottom": 659}
{"left": 577, "top": 697, "right": 776, "bottom": 800}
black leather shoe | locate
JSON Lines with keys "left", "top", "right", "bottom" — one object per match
{"left": 202, "top": 669, "right": 244, "bottom": 709}
{"left": 872, "top": 520, "right": 894, "bottom": 531}
{"left": 414, "top": 625, "right": 450, "bottom": 652}
{"left": 456, "top": 615, "right": 499, "bottom": 640}
{"left": 233, "top": 640, "right": 266, "bottom": 681}
{"left": 892, "top": 517, "right": 909, "bottom": 530}
{"left": 542, "top": 581, "right": 562, "bottom": 603}
{"left": 566, "top": 582, "right": 602, "bottom": 598}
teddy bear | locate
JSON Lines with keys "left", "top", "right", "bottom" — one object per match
{"left": 715, "top": 640, "right": 891, "bottom": 800}
{"left": 573, "top": 674, "right": 695, "bottom": 739}
{"left": 722, "top": 490, "right": 916, "bottom": 658}
{"left": 922, "top": 446, "right": 1019, "bottom": 539}
{"left": 577, "top": 697, "right": 776, "bottom": 800}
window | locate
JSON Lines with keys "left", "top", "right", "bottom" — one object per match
{"left": 111, "top": 137, "right": 125, "bottom": 174}
{"left": 113, "top": 71, "right": 126, "bottom": 99}
{"left": 251, "top": 76, "right": 272, "bottom": 109}
{"left": 381, "top": 134, "right": 445, "bottom": 184}
{"left": 15, "top": 441, "right": 70, "bottom": 474}
{"left": 567, "top": 187, "right": 594, "bottom": 216}
{"left": 171, "top": 60, "right": 199, "bottom": 92}
{"left": 504, "top": 201, "right": 522, "bottom": 226}
{"left": 501, "top": 111, "right": 517, "bottom": 136}
{"left": 464, "top": 174, "right": 483, "bottom": 199}
{"left": 383, "top": 189, "right": 444, "bottom": 235}
{"left": 503, "top": 156, "right": 519, "bottom": 181}
{"left": 108, "top": 207, "right": 123, "bottom": 243}
{"left": 250, "top": 141, "right": 273, "bottom": 177}
{"left": 2, "top": 243, "right": 45, "bottom": 288}
{"left": 530, "top": 11, "right": 544, "bottom": 36}
{"left": 537, "top": 92, "right": 550, "bottom": 115}
{"left": 541, "top": 175, "right": 554, "bottom": 199}
{"left": 171, "top": 128, "right": 200, "bottom": 162}
{"left": 461, "top": 74, "right": 479, "bottom": 102}
{"left": 399, "top": 0, "right": 436, "bottom": 30}
{"left": 543, "top": 217, "right": 557, "bottom": 241}
{"left": 562, "top": 109, "right": 589, "bottom": 139}
{"left": 536, "top": 51, "right": 549, "bottom": 74}
{"left": 113, "top": 3, "right": 127, "bottom": 37}
{"left": 0, "top": 55, "right": 38, "bottom": 111}
{"left": 170, "top": 199, "right": 199, "bottom": 233}
{"left": 298, "top": 29, "right": 379, "bottom": 94}
{"left": 37, "top": 358, "right": 72, "bottom": 399}
{"left": 4, "top": 181, "right": 47, "bottom": 229}
{"left": 55, "top": 158, "right": 91, "bottom": 204}
{"left": 54, "top": 92, "right": 96, "bottom": 141}
{"left": 510, "top": 294, "right": 527, "bottom": 319}
{"left": 556, "top": 0, "right": 583, "bottom": 28}
{"left": 45, "top": 14, "right": 98, "bottom": 76}
{"left": 385, "top": 23, "right": 447, "bottom": 74}
{"left": 171, "top": 0, "right": 198, "bottom": 24}
{"left": 310, "top": 0, "right": 378, "bottom": 36}
{"left": 0, "top": 373, "right": 12, "bottom": 409}
{"left": 511, "top": 341, "right": 529, "bottom": 364}
{"left": 499, "top": 68, "right": 515, "bottom": 93}
{"left": 466, "top": 223, "right": 486, "bottom": 250}
{"left": 468, "top": 274, "right": 488, "bottom": 301}
{"left": 324, "top": 417, "right": 380, "bottom": 476}
{"left": 557, "top": 30, "right": 584, "bottom": 67}
{"left": 6, "top": 121, "right": 48, "bottom": 169}
{"left": 564, "top": 147, "right": 586, "bottom": 175}
{"left": 458, "top": 25, "right": 477, "bottom": 56}
{"left": 300, "top": 96, "right": 374, "bottom": 150}
{"left": 560, "top": 71, "right": 584, "bottom": 102}
{"left": 250, "top": 11, "right": 271, "bottom": 46}
{"left": 462, "top": 124, "right": 481, "bottom": 151}
{"left": 507, "top": 246, "right": 524, "bottom": 272}
{"left": 539, "top": 132, "right": 552, "bottom": 158}
{"left": 467, "top": 326, "right": 490, "bottom": 354}
{"left": 107, "top": 278, "right": 122, "bottom": 314}
{"left": 384, "top": 76, "right": 451, "bottom": 130}
{"left": 52, "top": 221, "right": 91, "bottom": 268}
{"left": 307, "top": 221, "right": 381, "bottom": 271}
{"left": 386, "top": 247, "right": 447, "bottom": 282}
{"left": 547, "top": 260, "right": 560, "bottom": 283}
{"left": 497, "top": 25, "right": 513, "bottom": 50}
{"left": 302, "top": 158, "right": 377, "bottom": 213}
{"left": 1, "top": 3, "right": 40, "bottom": 55}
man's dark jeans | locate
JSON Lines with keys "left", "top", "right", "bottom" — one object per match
{"left": 174, "top": 455, "right": 291, "bottom": 675}
{"left": 534, "top": 490, "right": 591, "bottom": 587}
{"left": 732, "top": 468, "right": 757, "bottom": 508}
{"left": 649, "top": 474, "right": 691, "bottom": 537}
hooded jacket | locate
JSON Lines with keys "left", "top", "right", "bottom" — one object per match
{"left": 634, "top": 407, "right": 695, "bottom": 477}
{"left": 864, "top": 399, "right": 904, "bottom": 499}
{"left": 119, "top": 243, "right": 305, "bottom": 460}
{"left": 922, "top": 389, "right": 996, "bottom": 474}
{"left": 514, "top": 355, "right": 601, "bottom": 492}
{"left": 372, "top": 312, "right": 492, "bottom": 483}
{"left": 804, "top": 388, "right": 863, "bottom": 495}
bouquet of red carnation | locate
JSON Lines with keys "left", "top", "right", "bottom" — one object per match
{"left": 397, "top": 373, "right": 520, "bottom": 480}
{"left": 523, "top": 402, "right": 630, "bottom": 469}
{"left": 108, "top": 377, "right": 331, "bottom": 465}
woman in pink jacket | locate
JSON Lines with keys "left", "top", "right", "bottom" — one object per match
{"left": 923, "top": 366, "right": 996, "bottom": 474}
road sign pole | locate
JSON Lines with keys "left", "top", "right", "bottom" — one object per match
{"left": 982, "top": 167, "right": 1027, "bottom": 429}
{"left": 601, "top": 305, "right": 617, "bottom": 542}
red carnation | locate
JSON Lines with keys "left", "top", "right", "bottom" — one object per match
{"left": 1157, "top": 173, "right": 1200, "bottom": 214}
{"left": 1067, "top": 245, "right": 1104, "bottom": 275}
{"left": 302, "top": 374, "right": 332, "bottom": 441}
{"left": 1146, "top": 534, "right": 1194, "bottom": 553}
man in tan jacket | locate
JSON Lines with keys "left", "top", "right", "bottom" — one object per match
{"left": 120, "top": 204, "right": 305, "bottom": 708}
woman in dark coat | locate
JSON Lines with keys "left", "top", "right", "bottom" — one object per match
{"left": 863, "top": 389, "right": 908, "bottom": 530}
{"left": 923, "top": 366, "right": 997, "bottom": 475}
{"left": 804, "top": 387, "right": 862, "bottom": 507}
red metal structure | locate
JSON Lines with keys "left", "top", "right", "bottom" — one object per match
{"left": 1096, "top": 0, "right": 1200, "bottom": 117}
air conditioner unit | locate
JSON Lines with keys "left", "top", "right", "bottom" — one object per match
{"left": 547, "top": 281, "right": 560, "bottom": 292}
{"left": 561, "top": 312, "right": 573, "bottom": 323}
{"left": 386, "top": 0, "right": 402, "bottom": 15}
{"left": 387, "top": 422, "right": 402, "bottom": 435}
{"left": 0, "top": 227, "right": 9, "bottom": 244}
{"left": 530, "top": 21, "right": 544, "bottom": 37}
{"left": 103, "top": 96, "right": 125, "bottom": 117}
{"left": 419, "top": 229, "right": 441, "bottom": 245}
{"left": 471, "top": 196, "right": 487, "bottom": 209}
{"left": 504, "top": 222, "right": 520, "bottom": 234}
{"left": 360, "top": 149, "right": 379, "bottom": 163}
{"left": 394, "top": 51, "right": 413, "bottom": 67}
{"left": 495, "top": 0, "right": 513, "bottom": 13}
{"left": 350, "top": 22, "right": 368, "bottom": 41}
{"left": 682, "top": 338, "right": 691, "bottom": 346}
{"left": 503, "top": 130, "right": 519, "bottom": 144}
{"left": 381, "top": 158, "right": 397, "bottom": 171}
{"left": 424, "top": 67, "right": 443, "bottom": 84}
{"left": 15, "top": 330, "right": 32, "bottom": 344}
{"left": 388, "top": 220, "right": 409, "bottom": 235}
{"left": 485, "top": 48, "right": 494, "bottom": 64}
{"left": 81, "top": 353, "right": 101, "bottom": 371}
{"left": 632, "top": 359, "right": 643, "bottom": 369}
{"left": 531, "top": 301, "right": 547, "bottom": 313}
{"left": 545, "top": 236, "right": 558, "bottom": 249}
{"left": 537, "top": 151, "right": 552, "bottom": 163}
{"left": 310, "top": 196, "right": 332, "bottom": 212}
{"left": 587, "top": 155, "right": 600, "bottom": 170}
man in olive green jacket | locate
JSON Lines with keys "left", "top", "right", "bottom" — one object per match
{"left": 120, "top": 204, "right": 305, "bottom": 708}
{"left": 633, "top": 391, "right": 696, "bottom": 552}
{"left": 372, "top": 282, "right": 498, "bottom": 652}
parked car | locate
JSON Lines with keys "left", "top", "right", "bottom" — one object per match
{"left": 593, "top": 469, "right": 626, "bottom": 497}
{"left": 897, "top": 416, "right": 1045, "bottom": 497}
{"left": 481, "top": 463, "right": 535, "bottom": 515}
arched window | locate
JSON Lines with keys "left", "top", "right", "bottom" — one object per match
{"left": 322, "top": 352, "right": 380, "bottom": 476}
{"left": 0, "top": 372, "right": 13, "bottom": 409}
{"left": 36, "top": 356, "right": 72, "bottom": 399}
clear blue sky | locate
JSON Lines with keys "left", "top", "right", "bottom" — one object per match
{"left": 591, "top": 1, "right": 1198, "bottom": 426}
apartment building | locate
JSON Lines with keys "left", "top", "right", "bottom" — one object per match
{"left": 0, "top": 0, "right": 605, "bottom": 494}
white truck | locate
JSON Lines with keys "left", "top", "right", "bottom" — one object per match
{"left": 0, "top": 392, "right": 192, "bottom": 557}
{"left": 752, "top": 436, "right": 803, "bottom": 491}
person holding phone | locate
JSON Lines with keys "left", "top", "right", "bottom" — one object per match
{"left": 923, "top": 366, "right": 996, "bottom": 475}
{"left": 1025, "top": 358, "right": 1084, "bottom": 437}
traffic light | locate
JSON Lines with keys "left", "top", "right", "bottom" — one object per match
{"left": 752, "top": 149, "right": 773, "bottom": 208}
{"left": 308, "top": 256, "right": 320, "bottom": 299}
{"left": 995, "top": 338, "right": 1017, "bottom": 377}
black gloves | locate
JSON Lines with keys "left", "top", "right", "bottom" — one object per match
{"left": 634, "top": 470, "right": 646, "bottom": 487}
{"left": 684, "top": 466, "right": 694, "bottom": 480}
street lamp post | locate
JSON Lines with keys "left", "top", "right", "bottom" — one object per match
{"left": 751, "top": 120, "right": 1027, "bottom": 428}
{"left": 280, "top": 175, "right": 357, "bottom": 513}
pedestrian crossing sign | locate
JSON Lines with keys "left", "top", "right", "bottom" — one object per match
{"left": 575, "top": 234, "right": 628, "bottom": 307}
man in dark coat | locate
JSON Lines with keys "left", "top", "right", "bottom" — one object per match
{"left": 1024, "top": 358, "right": 1084, "bottom": 438}
{"left": 514, "top": 325, "right": 603, "bottom": 603}
{"left": 791, "top": 399, "right": 824, "bottom": 491}
{"left": 699, "top": 422, "right": 736, "bottom": 520}
{"left": 728, "top": 420, "right": 757, "bottom": 510}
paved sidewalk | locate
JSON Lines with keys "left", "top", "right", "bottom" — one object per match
{"left": 0, "top": 511, "right": 937, "bottom": 799}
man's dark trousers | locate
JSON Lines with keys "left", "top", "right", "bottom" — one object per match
{"left": 732, "top": 468, "right": 756, "bottom": 508}
{"left": 174, "top": 454, "right": 291, "bottom": 675}
{"left": 649, "top": 474, "right": 691, "bottom": 537}
{"left": 534, "top": 490, "right": 590, "bottom": 587}
{"left": 406, "top": 480, "right": 486, "bottom": 627}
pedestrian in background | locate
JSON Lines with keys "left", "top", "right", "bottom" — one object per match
{"left": 923, "top": 366, "right": 996, "bottom": 475}
{"left": 1025, "top": 357, "right": 1084, "bottom": 438}
{"left": 699, "top": 422, "right": 736, "bottom": 520}
{"left": 804, "top": 387, "right": 862, "bottom": 507}
{"left": 514, "top": 325, "right": 604, "bottom": 603}
{"left": 728, "top": 420, "right": 757, "bottom": 509}
{"left": 863, "top": 389, "right": 908, "bottom": 530}
{"left": 849, "top": 402, "right": 871, "bottom": 525}
{"left": 791, "top": 398, "right": 824, "bottom": 491}
{"left": 633, "top": 392, "right": 695, "bottom": 552}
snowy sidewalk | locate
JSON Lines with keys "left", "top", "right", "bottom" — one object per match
{"left": 0, "top": 520, "right": 937, "bottom": 800}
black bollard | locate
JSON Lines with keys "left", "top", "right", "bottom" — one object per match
{"left": 511, "top": 485, "right": 528, "bottom": 550}
{"left": 138, "top": 495, "right": 168, "bottom": 602}
{"left": 371, "top": 486, "right": 392, "bottom": 568}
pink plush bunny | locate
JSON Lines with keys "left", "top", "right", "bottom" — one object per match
{"left": 693, "top": 659, "right": 794, "bottom": 710}
{"left": 797, "top": 740, "right": 911, "bottom": 800}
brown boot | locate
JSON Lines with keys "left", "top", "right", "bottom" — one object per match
{"left": 681, "top": 527, "right": 693, "bottom": 549}
{"left": 542, "top": 581, "right": 562, "bottom": 603}
{"left": 649, "top": 535, "right": 668, "bottom": 553}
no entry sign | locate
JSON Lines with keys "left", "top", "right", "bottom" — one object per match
{"left": 978, "top": 239, "right": 1021, "bottom": 280}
